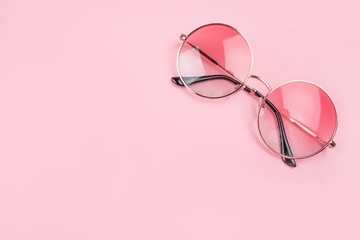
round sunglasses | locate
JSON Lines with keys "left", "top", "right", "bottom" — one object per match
{"left": 171, "top": 23, "right": 338, "bottom": 167}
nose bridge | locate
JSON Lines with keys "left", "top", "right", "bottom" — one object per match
{"left": 248, "top": 75, "right": 272, "bottom": 94}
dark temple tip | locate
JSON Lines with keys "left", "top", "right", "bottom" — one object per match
{"left": 282, "top": 157, "right": 297, "bottom": 167}
{"left": 171, "top": 77, "right": 184, "bottom": 86}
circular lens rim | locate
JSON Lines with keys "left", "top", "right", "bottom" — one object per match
{"left": 176, "top": 23, "right": 254, "bottom": 99}
{"left": 257, "top": 80, "right": 338, "bottom": 159}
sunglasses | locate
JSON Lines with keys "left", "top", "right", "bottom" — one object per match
{"left": 171, "top": 23, "right": 338, "bottom": 167}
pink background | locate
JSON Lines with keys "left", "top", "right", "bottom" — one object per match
{"left": 0, "top": 0, "right": 359, "bottom": 239}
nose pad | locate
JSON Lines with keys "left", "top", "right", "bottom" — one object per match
{"left": 260, "top": 99, "right": 266, "bottom": 108}
{"left": 234, "top": 83, "right": 242, "bottom": 90}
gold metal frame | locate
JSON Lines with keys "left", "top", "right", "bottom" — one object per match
{"left": 176, "top": 23, "right": 254, "bottom": 99}
{"left": 249, "top": 75, "right": 272, "bottom": 92}
{"left": 257, "top": 80, "right": 338, "bottom": 159}
{"left": 174, "top": 23, "right": 338, "bottom": 162}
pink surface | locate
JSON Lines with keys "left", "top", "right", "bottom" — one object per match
{"left": 0, "top": 0, "right": 359, "bottom": 239}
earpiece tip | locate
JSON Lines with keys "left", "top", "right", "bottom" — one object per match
{"left": 282, "top": 157, "right": 297, "bottom": 167}
{"left": 171, "top": 77, "right": 184, "bottom": 86}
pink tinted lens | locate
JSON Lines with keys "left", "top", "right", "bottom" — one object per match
{"left": 258, "top": 81, "right": 337, "bottom": 159}
{"left": 178, "top": 24, "right": 252, "bottom": 98}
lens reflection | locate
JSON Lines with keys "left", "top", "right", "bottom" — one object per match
{"left": 178, "top": 24, "right": 252, "bottom": 98}
{"left": 258, "top": 81, "right": 337, "bottom": 158}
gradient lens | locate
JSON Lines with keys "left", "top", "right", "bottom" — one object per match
{"left": 177, "top": 24, "right": 252, "bottom": 98}
{"left": 258, "top": 81, "right": 337, "bottom": 159}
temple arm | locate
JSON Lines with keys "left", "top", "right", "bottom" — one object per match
{"left": 173, "top": 75, "right": 336, "bottom": 148}
{"left": 172, "top": 75, "right": 296, "bottom": 167}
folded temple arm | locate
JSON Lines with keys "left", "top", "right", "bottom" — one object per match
{"left": 172, "top": 75, "right": 297, "bottom": 167}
